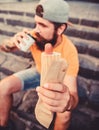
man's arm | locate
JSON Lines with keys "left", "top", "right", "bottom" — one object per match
{"left": 0, "top": 28, "right": 30, "bottom": 52}
{"left": 36, "top": 75, "right": 78, "bottom": 130}
{"left": 0, "top": 38, "right": 18, "bottom": 52}
{"left": 53, "top": 75, "right": 79, "bottom": 130}
{"left": 53, "top": 111, "right": 71, "bottom": 130}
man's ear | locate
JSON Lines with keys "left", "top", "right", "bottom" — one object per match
{"left": 57, "top": 24, "right": 67, "bottom": 35}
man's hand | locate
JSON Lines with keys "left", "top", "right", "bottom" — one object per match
{"left": 0, "top": 38, "right": 17, "bottom": 52}
{"left": 36, "top": 83, "right": 71, "bottom": 113}
{"left": 0, "top": 28, "right": 30, "bottom": 52}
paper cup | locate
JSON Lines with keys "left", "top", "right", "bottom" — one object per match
{"left": 19, "top": 34, "right": 35, "bottom": 52}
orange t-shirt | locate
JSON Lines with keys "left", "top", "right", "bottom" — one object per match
{"left": 30, "top": 34, "right": 79, "bottom": 77}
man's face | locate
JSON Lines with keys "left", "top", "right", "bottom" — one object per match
{"left": 34, "top": 15, "right": 58, "bottom": 51}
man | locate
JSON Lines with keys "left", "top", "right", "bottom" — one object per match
{"left": 0, "top": 0, "right": 79, "bottom": 130}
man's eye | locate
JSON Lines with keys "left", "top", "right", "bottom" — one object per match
{"left": 41, "top": 25, "right": 46, "bottom": 27}
{"left": 39, "top": 23, "right": 47, "bottom": 28}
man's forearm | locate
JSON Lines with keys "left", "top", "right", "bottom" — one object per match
{"left": 53, "top": 94, "right": 78, "bottom": 130}
{"left": 66, "top": 93, "right": 78, "bottom": 111}
{"left": 53, "top": 111, "right": 71, "bottom": 130}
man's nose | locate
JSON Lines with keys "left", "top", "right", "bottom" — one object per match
{"left": 34, "top": 25, "right": 41, "bottom": 33}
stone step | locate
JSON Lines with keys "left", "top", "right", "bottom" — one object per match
{"left": 0, "top": 51, "right": 99, "bottom": 81}
{"left": 76, "top": 74, "right": 99, "bottom": 126}
{"left": 0, "top": 1, "right": 99, "bottom": 29}
{"left": 0, "top": 22, "right": 99, "bottom": 59}
{"left": 0, "top": 8, "right": 99, "bottom": 28}
{"left": 2, "top": 16, "right": 99, "bottom": 41}
{"left": 0, "top": 13, "right": 35, "bottom": 28}
{"left": 0, "top": 11, "right": 99, "bottom": 41}
{"left": 78, "top": 54, "right": 99, "bottom": 80}
{"left": 0, "top": 1, "right": 37, "bottom": 13}
{"left": 69, "top": 36, "right": 99, "bottom": 58}
{"left": 0, "top": 35, "right": 10, "bottom": 43}
{"left": 66, "top": 24, "right": 99, "bottom": 41}
{"left": 0, "top": 51, "right": 33, "bottom": 79}
{"left": 0, "top": 22, "right": 32, "bottom": 43}
{"left": 0, "top": 23, "right": 23, "bottom": 38}
{"left": 69, "top": 17, "right": 99, "bottom": 28}
{"left": 77, "top": 76, "right": 99, "bottom": 110}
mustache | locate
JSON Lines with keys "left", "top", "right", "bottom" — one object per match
{"left": 34, "top": 32, "right": 58, "bottom": 51}
{"left": 34, "top": 32, "right": 47, "bottom": 51}
{"left": 35, "top": 32, "right": 47, "bottom": 43}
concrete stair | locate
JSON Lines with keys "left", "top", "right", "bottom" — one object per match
{"left": 66, "top": 24, "right": 99, "bottom": 41}
{"left": 0, "top": 1, "right": 99, "bottom": 130}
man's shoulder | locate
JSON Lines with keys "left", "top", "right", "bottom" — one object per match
{"left": 62, "top": 34, "right": 77, "bottom": 51}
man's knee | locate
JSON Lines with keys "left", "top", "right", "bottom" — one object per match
{"left": 0, "top": 75, "right": 22, "bottom": 96}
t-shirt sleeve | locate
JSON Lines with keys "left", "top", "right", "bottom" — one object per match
{"left": 66, "top": 47, "right": 79, "bottom": 77}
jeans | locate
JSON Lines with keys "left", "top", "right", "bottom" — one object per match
{"left": 13, "top": 68, "right": 40, "bottom": 90}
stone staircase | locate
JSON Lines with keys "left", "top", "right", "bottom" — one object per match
{"left": 0, "top": 1, "right": 99, "bottom": 130}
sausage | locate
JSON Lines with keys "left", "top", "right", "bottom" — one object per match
{"left": 44, "top": 43, "right": 53, "bottom": 54}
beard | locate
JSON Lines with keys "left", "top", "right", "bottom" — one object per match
{"left": 34, "top": 31, "right": 58, "bottom": 51}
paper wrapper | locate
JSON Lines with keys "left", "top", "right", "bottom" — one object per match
{"left": 35, "top": 52, "right": 68, "bottom": 128}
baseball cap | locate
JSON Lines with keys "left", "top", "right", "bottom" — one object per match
{"left": 35, "top": 0, "right": 70, "bottom": 23}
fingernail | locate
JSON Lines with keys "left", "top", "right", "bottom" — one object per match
{"left": 44, "top": 83, "right": 49, "bottom": 88}
{"left": 36, "top": 87, "right": 40, "bottom": 91}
